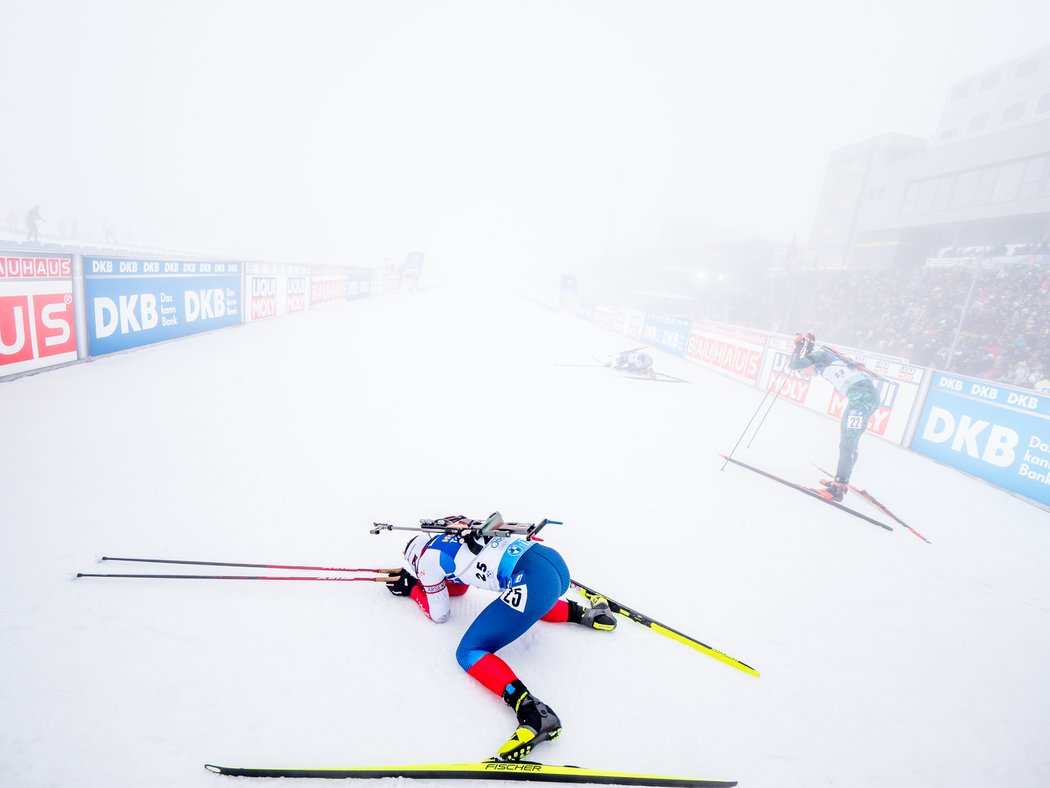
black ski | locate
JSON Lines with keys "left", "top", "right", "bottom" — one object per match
{"left": 625, "top": 372, "right": 691, "bottom": 384}
{"left": 812, "top": 464, "right": 930, "bottom": 543}
{"left": 720, "top": 455, "right": 893, "bottom": 532}
{"left": 204, "top": 761, "right": 736, "bottom": 786}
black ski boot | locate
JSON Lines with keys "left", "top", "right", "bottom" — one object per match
{"left": 819, "top": 478, "right": 847, "bottom": 502}
{"left": 567, "top": 599, "right": 617, "bottom": 631}
{"left": 497, "top": 680, "right": 562, "bottom": 761}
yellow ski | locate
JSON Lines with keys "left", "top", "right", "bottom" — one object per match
{"left": 570, "top": 581, "right": 759, "bottom": 678}
{"left": 205, "top": 760, "right": 736, "bottom": 786}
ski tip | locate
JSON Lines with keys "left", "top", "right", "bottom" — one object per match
{"left": 204, "top": 764, "right": 220, "bottom": 774}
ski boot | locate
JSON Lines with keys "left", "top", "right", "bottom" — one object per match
{"left": 818, "top": 478, "right": 847, "bottom": 503}
{"left": 568, "top": 599, "right": 617, "bottom": 631}
{"left": 497, "top": 681, "right": 562, "bottom": 761}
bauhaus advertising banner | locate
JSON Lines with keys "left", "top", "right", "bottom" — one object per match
{"left": 84, "top": 257, "right": 241, "bottom": 356}
{"left": 0, "top": 252, "right": 78, "bottom": 376}
{"left": 911, "top": 372, "right": 1050, "bottom": 507}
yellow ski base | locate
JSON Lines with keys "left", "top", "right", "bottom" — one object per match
{"left": 204, "top": 760, "right": 737, "bottom": 786}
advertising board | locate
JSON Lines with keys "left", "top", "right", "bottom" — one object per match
{"left": 911, "top": 372, "right": 1050, "bottom": 507}
{"left": 0, "top": 253, "right": 78, "bottom": 376}
{"left": 685, "top": 322, "right": 766, "bottom": 385}
{"left": 244, "top": 263, "right": 309, "bottom": 322}
{"left": 641, "top": 312, "right": 690, "bottom": 356}
{"left": 84, "top": 257, "right": 241, "bottom": 355}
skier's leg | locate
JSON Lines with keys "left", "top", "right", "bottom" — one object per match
{"left": 456, "top": 545, "right": 569, "bottom": 761}
{"left": 835, "top": 387, "right": 878, "bottom": 484}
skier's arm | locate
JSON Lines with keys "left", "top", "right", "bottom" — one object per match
{"left": 787, "top": 333, "right": 815, "bottom": 369}
{"left": 412, "top": 550, "right": 451, "bottom": 623}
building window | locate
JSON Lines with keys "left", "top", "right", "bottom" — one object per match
{"left": 1037, "top": 93, "right": 1050, "bottom": 114}
{"left": 1017, "top": 156, "right": 1047, "bottom": 200}
{"left": 938, "top": 127, "right": 958, "bottom": 142}
{"left": 932, "top": 175, "right": 957, "bottom": 212}
{"left": 953, "top": 170, "right": 980, "bottom": 209}
{"left": 972, "top": 167, "right": 999, "bottom": 205}
{"left": 1015, "top": 56, "right": 1040, "bottom": 79}
{"left": 901, "top": 182, "right": 920, "bottom": 214}
{"left": 1002, "top": 101, "right": 1026, "bottom": 124}
{"left": 967, "top": 113, "right": 990, "bottom": 133}
{"left": 949, "top": 82, "right": 970, "bottom": 103}
{"left": 867, "top": 187, "right": 885, "bottom": 201}
{"left": 915, "top": 179, "right": 938, "bottom": 214}
{"left": 980, "top": 70, "right": 1002, "bottom": 92}
{"left": 993, "top": 160, "right": 1027, "bottom": 203}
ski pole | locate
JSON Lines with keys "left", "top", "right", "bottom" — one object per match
{"left": 77, "top": 573, "right": 398, "bottom": 582}
{"left": 569, "top": 580, "right": 759, "bottom": 678}
{"left": 100, "top": 556, "right": 399, "bottom": 573}
{"left": 721, "top": 376, "right": 781, "bottom": 470}
{"left": 745, "top": 381, "right": 784, "bottom": 450}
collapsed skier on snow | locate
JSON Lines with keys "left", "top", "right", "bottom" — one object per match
{"left": 386, "top": 513, "right": 616, "bottom": 762}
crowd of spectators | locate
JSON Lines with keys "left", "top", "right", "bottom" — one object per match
{"left": 677, "top": 255, "right": 1050, "bottom": 392}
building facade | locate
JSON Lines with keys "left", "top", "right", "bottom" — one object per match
{"left": 809, "top": 46, "right": 1050, "bottom": 269}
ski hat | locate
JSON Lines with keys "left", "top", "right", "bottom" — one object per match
{"left": 402, "top": 534, "right": 431, "bottom": 575}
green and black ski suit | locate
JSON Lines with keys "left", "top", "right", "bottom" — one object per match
{"left": 788, "top": 347, "right": 879, "bottom": 484}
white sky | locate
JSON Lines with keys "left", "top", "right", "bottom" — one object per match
{"left": 4, "top": 0, "right": 1050, "bottom": 279}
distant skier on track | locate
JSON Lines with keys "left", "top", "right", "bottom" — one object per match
{"left": 611, "top": 349, "right": 655, "bottom": 377}
{"left": 386, "top": 513, "right": 616, "bottom": 762}
{"left": 788, "top": 333, "right": 879, "bottom": 502}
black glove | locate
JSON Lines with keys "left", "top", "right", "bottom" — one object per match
{"left": 386, "top": 568, "right": 418, "bottom": 597}
{"left": 793, "top": 332, "right": 815, "bottom": 357}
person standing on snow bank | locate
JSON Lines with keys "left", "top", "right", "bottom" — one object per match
{"left": 788, "top": 333, "right": 879, "bottom": 502}
{"left": 25, "top": 204, "right": 45, "bottom": 244}
{"left": 386, "top": 513, "right": 616, "bottom": 762}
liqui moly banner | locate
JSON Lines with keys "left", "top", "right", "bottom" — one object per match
{"left": 244, "top": 263, "right": 309, "bottom": 322}
{"left": 310, "top": 268, "right": 350, "bottom": 306}
{"left": 84, "top": 257, "right": 241, "bottom": 356}
{"left": 0, "top": 253, "right": 78, "bottom": 376}
{"left": 685, "top": 323, "right": 766, "bottom": 385}
{"left": 757, "top": 336, "right": 925, "bottom": 446}
{"left": 911, "top": 372, "right": 1050, "bottom": 507}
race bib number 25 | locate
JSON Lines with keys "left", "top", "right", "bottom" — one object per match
{"left": 500, "top": 585, "right": 528, "bottom": 612}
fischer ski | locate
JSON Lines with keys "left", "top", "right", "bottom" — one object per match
{"left": 204, "top": 761, "right": 737, "bottom": 786}
{"left": 812, "top": 465, "right": 931, "bottom": 543}
{"left": 721, "top": 455, "right": 893, "bottom": 532}
{"left": 569, "top": 580, "right": 759, "bottom": 678}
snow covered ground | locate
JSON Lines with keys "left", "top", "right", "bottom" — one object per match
{"left": 2, "top": 283, "right": 1049, "bottom": 788}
